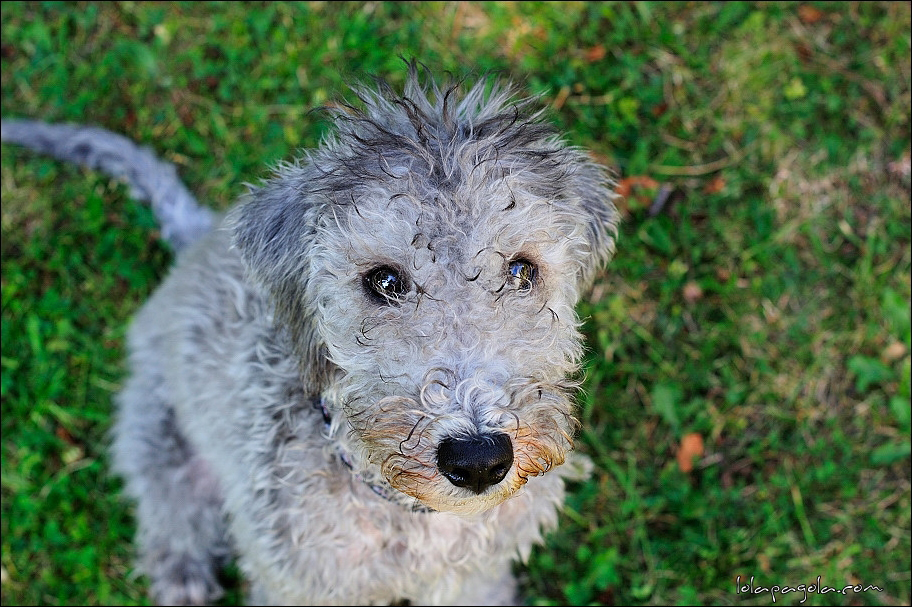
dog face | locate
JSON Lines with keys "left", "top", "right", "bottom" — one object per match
{"left": 232, "top": 64, "right": 618, "bottom": 515}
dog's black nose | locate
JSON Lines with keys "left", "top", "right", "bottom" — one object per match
{"left": 437, "top": 433, "right": 513, "bottom": 494}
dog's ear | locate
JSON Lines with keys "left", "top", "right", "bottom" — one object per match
{"left": 568, "top": 156, "right": 620, "bottom": 292}
{"left": 228, "top": 176, "right": 335, "bottom": 391}
{"left": 230, "top": 178, "right": 316, "bottom": 291}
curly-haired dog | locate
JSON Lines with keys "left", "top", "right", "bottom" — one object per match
{"left": 1, "top": 64, "right": 618, "bottom": 605}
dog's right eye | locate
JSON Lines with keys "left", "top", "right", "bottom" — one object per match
{"left": 507, "top": 258, "right": 537, "bottom": 293}
{"left": 364, "top": 266, "right": 408, "bottom": 303}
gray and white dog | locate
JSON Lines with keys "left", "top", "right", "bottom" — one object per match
{"left": 2, "top": 63, "right": 618, "bottom": 606}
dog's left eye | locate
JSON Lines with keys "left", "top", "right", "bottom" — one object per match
{"left": 507, "top": 259, "right": 536, "bottom": 293}
{"left": 364, "top": 266, "right": 409, "bottom": 303}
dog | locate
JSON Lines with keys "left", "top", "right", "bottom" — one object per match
{"left": 2, "top": 62, "right": 618, "bottom": 605}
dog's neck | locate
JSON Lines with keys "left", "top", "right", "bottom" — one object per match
{"left": 315, "top": 398, "right": 434, "bottom": 514}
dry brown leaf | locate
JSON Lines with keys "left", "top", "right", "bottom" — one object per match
{"left": 676, "top": 432, "right": 705, "bottom": 472}
{"left": 683, "top": 282, "right": 704, "bottom": 303}
{"left": 703, "top": 176, "right": 726, "bottom": 194}
{"left": 584, "top": 45, "right": 606, "bottom": 62}
{"left": 798, "top": 5, "right": 825, "bottom": 24}
{"left": 883, "top": 341, "right": 907, "bottom": 362}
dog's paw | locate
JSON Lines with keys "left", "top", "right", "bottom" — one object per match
{"left": 148, "top": 554, "right": 224, "bottom": 606}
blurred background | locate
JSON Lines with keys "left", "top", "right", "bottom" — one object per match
{"left": 1, "top": 2, "right": 909, "bottom": 605}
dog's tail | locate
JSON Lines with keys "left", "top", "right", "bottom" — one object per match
{"left": 1, "top": 119, "right": 215, "bottom": 252}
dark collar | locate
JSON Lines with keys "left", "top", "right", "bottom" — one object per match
{"left": 316, "top": 398, "right": 434, "bottom": 514}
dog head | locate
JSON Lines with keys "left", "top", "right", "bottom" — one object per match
{"left": 231, "top": 62, "right": 618, "bottom": 515}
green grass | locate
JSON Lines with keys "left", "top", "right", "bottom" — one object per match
{"left": 2, "top": 2, "right": 909, "bottom": 605}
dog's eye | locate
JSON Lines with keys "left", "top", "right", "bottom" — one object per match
{"left": 364, "top": 266, "right": 408, "bottom": 303}
{"left": 507, "top": 259, "right": 536, "bottom": 293}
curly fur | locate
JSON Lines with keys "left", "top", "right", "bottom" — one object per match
{"left": 2, "top": 62, "right": 618, "bottom": 605}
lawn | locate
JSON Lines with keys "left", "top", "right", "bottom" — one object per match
{"left": 2, "top": 2, "right": 909, "bottom": 605}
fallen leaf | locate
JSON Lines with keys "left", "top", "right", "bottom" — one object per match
{"left": 683, "top": 282, "right": 703, "bottom": 303}
{"left": 616, "top": 176, "right": 660, "bottom": 211}
{"left": 676, "top": 432, "right": 704, "bottom": 472}
{"left": 703, "top": 176, "right": 726, "bottom": 194}
{"left": 651, "top": 102, "right": 668, "bottom": 118}
{"left": 584, "top": 45, "right": 606, "bottom": 62}
{"left": 883, "top": 341, "right": 907, "bottom": 362}
{"left": 56, "top": 426, "right": 75, "bottom": 444}
{"left": 798, "top": 5, "right": 824, "bottom": 24}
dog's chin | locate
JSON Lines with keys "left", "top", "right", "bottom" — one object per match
{"left": 388, "top": 470, "right": 528, "bottom": 516}
{"left": 380, "top": 444, "right": 568, "bottom": 516}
